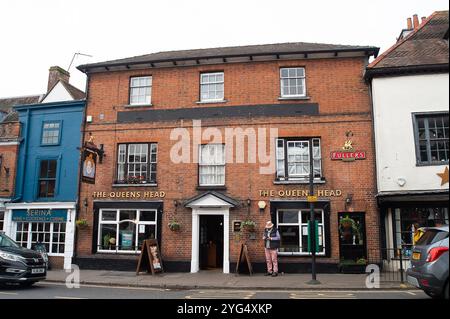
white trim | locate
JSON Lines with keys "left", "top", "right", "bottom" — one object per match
{"left": 0, "top": 141, "right": 20, "bottom": 146}
{"left": 191, "top": 208, "right": 230, "bottom": 274}
{"left": 5, "top": 202, "right": 77, "bottom": 210}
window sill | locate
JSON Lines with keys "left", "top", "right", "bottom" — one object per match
{"left": 273, "top": 179, "right": 326, "bottom": 185}
{"left": 112, "top": 183, "right": 158, "bottom": 187}
{"left": 415, "top": 162, "right": 449, "bottom": 167}
{"left": 196, "top": 185, "right": 227, "bottom": 191}
{"left": 124, "top": 104, "right": 153, "bottom": 108}
{"left": 196, "top": 100, "right": 228, "bottom": 105}
{"left": 278, "top": 96, "right": 310, "bottom": 101}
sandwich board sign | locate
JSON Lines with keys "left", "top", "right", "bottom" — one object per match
{"left": 136, "top": 239, "right": 163, "bottom": 275}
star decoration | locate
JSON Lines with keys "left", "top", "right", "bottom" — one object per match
{"left": 437, "top": 166, "right": 449, "bottom": 186}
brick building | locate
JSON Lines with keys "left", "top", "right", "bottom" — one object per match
{"left": 75, "top": 42, "right": 380, "bottom": 273}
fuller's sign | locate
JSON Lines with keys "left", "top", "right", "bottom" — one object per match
{"left": 331, "top": 131, "right": 366, "bottom": 161}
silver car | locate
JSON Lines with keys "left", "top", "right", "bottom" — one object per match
{"left": 406, "top": 225, "right": 449, "bottom": 299}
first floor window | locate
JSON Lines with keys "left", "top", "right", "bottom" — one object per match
{"left": 98, "top": 209, "right": 157, "bottom": 252}
{"left": 413, "top": 112, "right": 449, "bottom": 165}
{"left": 277, "top": 209, "right": 325, "bottom": 255}
{"left": 129, "top": 76, "right": 152, "bottom": 105}
{"left": 41, "top": 121, "right": 61, "bottom": 145}
{"left": 0, "top": 211, "right": 4, "bottom": 231}
{"left": 199, "top": 144, "right": 225, "bottom": 186}
{"left": 15, "top": 222, "right": 66, "bottom": 254}
{"left": 393, "top": 207, "right": 449, "bottom": 255}
{"left": 280, "top": 67, "right": 306, "bottom": 97}
{"left": 200, "top": 72, "right": 224, "bottom": 102}
{"left": 276, "top": 138, "right": 322, "bottom": 181}
{"left": 38, "top": 159, "right": 57, "bottom": 198}
{"left": 116, "top": 143, "right": 157, "bottom": 184}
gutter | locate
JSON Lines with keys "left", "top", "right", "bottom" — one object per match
{"left": 365, "top": 63, "right": 449, "bottom": 81}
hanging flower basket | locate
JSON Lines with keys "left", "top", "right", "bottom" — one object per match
{"left": 168, "top": 221, "right": 181, "bottom": 232}
{"left": 240, "top": 220, "right": 256, "bottom": 232}
{"left": 75, "top": 219, "right": 89, "bottom": 229}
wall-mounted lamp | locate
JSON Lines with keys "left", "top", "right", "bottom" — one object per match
{"left": 174, "top": 200, "right": 179, "bottom": 207}
{"left": 247, "top": 199, "right": 251, "bottom": 206}
{"left": 83, "top": 198, "right": 88, "bottom": 208}
{"left": 345, "top": 194, "right": 353, "bottom": 207}
{"left": 258, "top": 201, "right": 267, "bottom": 213}
{"left": 0, "top": 154, "right": 3, "bottom": 168}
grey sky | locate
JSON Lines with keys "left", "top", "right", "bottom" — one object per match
{"left": 0, "top": 0, "right": 448, "bottom": 97}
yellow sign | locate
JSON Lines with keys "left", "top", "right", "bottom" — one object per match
{"left": 259, "top": 189, "right": 342, "bottom": 198}
{"left": 307, "top": 195, "right": 318, "bottom": 202}
{"left": 92, "top": 191, "right": 166, "bottom": 199}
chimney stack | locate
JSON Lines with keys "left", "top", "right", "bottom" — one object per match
{"left": 421, "top": 16, "right": 427, "bottom": 24}
{"left": 407, "top": 17, "right": 413, "bottom": 29}
{"left": 413, "top": 14, "right": 420, "bottom": 30}
{"left": 47, "top": 66, "right": 70, "bottom": 92}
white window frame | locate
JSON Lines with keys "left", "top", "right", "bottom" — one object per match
{"left": 200, "top": 72, "right": 224, "bottom": 102}
{"left": 97, "top": 209, "right": 158, "bottom": 254}
{"left": 129, "top": 76, "right": 152, "bottom": 106}
{"left": 116, "top": 143, "right": 157, "bottom": 184}
{"left": 277, "top": 209, "right": 326, "bottom": 256}
{"left": 280, "top": 67, "right": 306, "bottom": 98}
{"left": 198, "top": 144, "right": 226, "bottom": 186}
{"left": 15, "top": 222, "right": 66, "bottom": 256}
{"left": 0, "top": 211, "right": 4, "bottom": 231}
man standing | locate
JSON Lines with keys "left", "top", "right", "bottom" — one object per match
{"left": 263, "top": 221, "right": 281, "bottom": 277}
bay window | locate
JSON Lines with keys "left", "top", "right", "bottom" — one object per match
{"left": 277, "top": 209, "right": 326, "bottom": 255}
{"left": 98, "top": 209, "right": 157, "bottom": 253}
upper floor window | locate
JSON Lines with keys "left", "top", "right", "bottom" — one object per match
{"left": 38, "top": 159, "right": 57, "bottom": 198}
{"left": 200, "top": 72, "right": 224, "bottom": 102}
{"left": 116, "top": 143, "right": 157, "bottom": 184}
{"left": 199, "top": 144, "right": 225, "bottom": 186}
{"left": 276, "top": 138, "right": 322, "bottom": 181}
{"left": 280, "top": 67, "right": 306, "bottom": 98}
{"left": 413, "top": 113, "right": 449, "bottom": 165}
{"left": 129, "top": 76, "right": 152, "bottom": 105}
{"left": 41, "top": 122, "right": 61, "bottom": 145}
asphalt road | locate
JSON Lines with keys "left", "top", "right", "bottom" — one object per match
{"left": 0, "top": 281, "right": 430, "bottom": 299}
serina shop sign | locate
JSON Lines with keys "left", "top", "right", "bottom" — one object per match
{"left": 12, "top": 209, "right": 67, "bottom": 222}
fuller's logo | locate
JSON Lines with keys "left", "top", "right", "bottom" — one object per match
{"left": 330, "top": 131, "right": 366, "bottom": 161}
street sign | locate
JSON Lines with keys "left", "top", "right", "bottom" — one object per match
{"left": 307, "top": 195, "right": 318, "bottom": 202}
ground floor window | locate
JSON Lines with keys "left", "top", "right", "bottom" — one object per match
{"left": 98, "top": 209, "right": 157, "bottom": 253}
{"left": 0, "top": 211, "right": 4, "bottom": 231}
{"left": 394, "top": 206, "right": 449, "bottom": 256}
{"left": 15, "top": 222, "right": 66, "bottom": 255}
{"left": 276, "top": 209, "right": 325, "bottom": 255}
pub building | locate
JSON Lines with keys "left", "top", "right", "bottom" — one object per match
{"left": 74, "top": 42, "right": 381, "bottom": 273}
{"left": 3, "top": 67, "right": 86, "bottom": 269}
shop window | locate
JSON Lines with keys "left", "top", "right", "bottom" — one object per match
{"left": 199, "top": 144, "right": 225, "bottom": 186}
{"left": 15, "top": 222, "right": 66, "bottom": 255}
{"left": 129, "top": 76, "right": 152, "bottom": 105}
{"left": 98, "top": 209, "right": 157, "bottom": 253}
{"left": 276, "top": 209, "right": 325, "bottom": 256}
{"left": 280, "top": 67, "right": 306, "bottom": 97}
{"left": 413, "top": 112, "right": 449, "bottom": 165}
{"left": 41, "top": 121, "right": 61, "bottom": 145}
{"left": 200, "top": 72, "right": 224, "bottom": 102}
{"left": 276, "top": 138, "right": 321, "bottom": 181}
{"left": 394, "top": 207, "right": 449, "bottom": 257}
{"left": 0, "top": 211, "right": 4, "bottom": 231}
{"left": 38, "top": 159, "right": 57, "bottom": 198}
{"left": 116, "top": 143, "right": 157, "bottom": 184}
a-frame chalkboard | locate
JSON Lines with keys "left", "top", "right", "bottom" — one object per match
{"left": 235, "top": 244, "right": 253, "bottom": 275}
{"left": 136, "top": 239, "right": 164, "bottom": 275}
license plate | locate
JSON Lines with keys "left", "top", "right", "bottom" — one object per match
{"left": 31, "top": 268, "right": 45, "bottom": 274}
{"left": 412, "top": 252, "right": 421, "bottom": 260}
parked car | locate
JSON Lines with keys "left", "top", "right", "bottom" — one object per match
{"left": 0, "top": 231, "right": 47, "bottom": 287}
{"left": 406, "top": 225, "right": 449, "bottom": 299}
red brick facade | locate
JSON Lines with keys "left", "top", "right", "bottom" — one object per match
{"left": 0, "top": 121, "right": 20, "bottom": 199}
{"left": 76, "top": 56, "right": 379, "bottom": 272}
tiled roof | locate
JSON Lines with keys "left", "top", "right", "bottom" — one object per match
{"left": 0, "top": 95, "right": 43, "bottom": 122}
{"left": 367, "top": 11, "right": 449, "bottom": 74}
{"left": 62, "top": 81, "right": 85, "bottom": 100}
{"left": 78, "top": 42, "right": 379, "bottom": 71}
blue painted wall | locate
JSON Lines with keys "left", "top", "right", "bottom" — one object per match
{"left": 14, "top": 100, "right": 85, "bottom": 202}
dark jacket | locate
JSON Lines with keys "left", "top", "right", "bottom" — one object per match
{"left": 263, "top": 227, "right": 281, "bottom": 249}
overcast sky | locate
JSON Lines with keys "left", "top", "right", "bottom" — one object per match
{"left": 0, "top": 0, "right": 448, "bottom": 97}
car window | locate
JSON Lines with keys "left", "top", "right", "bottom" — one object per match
{"left": 416, "top": 229, "right": 449, "bottom": 246}
{"left": 0, "top": 233, "right": 20, "bottom": 248}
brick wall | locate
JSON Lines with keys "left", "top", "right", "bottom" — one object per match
{"left": 0, "top": 121, "right": 20, "bottom": 198}
{"left": 77, "top": 56, "right": 379, "bottom": 269}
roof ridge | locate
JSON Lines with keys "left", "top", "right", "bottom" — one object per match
{"left": 368, "top": 11, "right": 438, "bottom": 69}
{"left": 0, "top": 93, "right": 43, "bottom": 100}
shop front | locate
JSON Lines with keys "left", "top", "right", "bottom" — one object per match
{"left": 3, "top": 202, "right": 76, "bottom": 269}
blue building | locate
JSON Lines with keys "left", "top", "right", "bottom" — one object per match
{"left": 4, "top": 67, "right": 85, "bottom": 269}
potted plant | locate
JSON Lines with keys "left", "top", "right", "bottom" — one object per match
{"left": 240, "top": 219, "right": 256, "bottom": 232}
{"left": 168, "top": 220, "right": 181, "bottom": 232}
{"left": 75, "top": 219, "right": 89, "bottom": 229}
{"left": 339, "top": 215, "right": 358, "bottom": 244}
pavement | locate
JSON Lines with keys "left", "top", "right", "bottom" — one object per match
{"left": 44, "top": 269, "right": 416, "bottom": 291}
